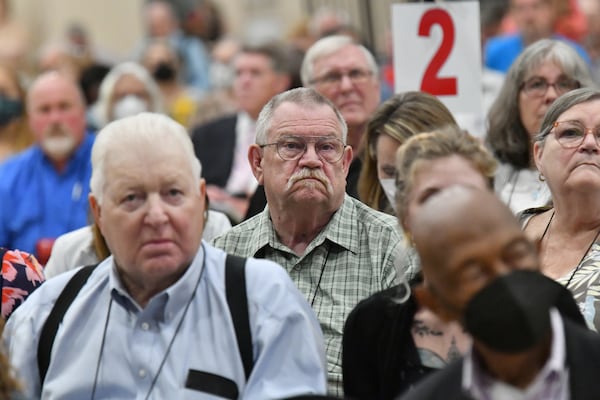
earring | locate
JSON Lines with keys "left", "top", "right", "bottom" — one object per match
{"left": 538, "top": 173, "right": 545, "bottom": 182}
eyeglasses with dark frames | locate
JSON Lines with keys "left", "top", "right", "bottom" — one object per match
{"left": 520, "top": 76, "right": 580, "bottom": 97}
{"left": 259, "top": 135, "right": 346, "bottom": 163}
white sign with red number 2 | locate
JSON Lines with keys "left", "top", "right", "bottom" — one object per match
{"left": 392, "top": 1, "right": 482, "bottom": 115}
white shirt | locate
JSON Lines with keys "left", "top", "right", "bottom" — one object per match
{"left": 44, "top": 210, "right": 232, "bottom": 279}
{"left": 225, "top": 112, "right": 258, "bottom": 196}
{"left": 463, "top": 308, "right": 569, "bottom": 400}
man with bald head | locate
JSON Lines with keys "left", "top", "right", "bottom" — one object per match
{"left": 0, "top": 71, "right": 94, "bottom": 261}
{"left": 401, "top": 186, "right": 600, "bottom": 400}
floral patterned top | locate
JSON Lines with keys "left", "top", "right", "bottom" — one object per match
{"left": 1, "top": 248, "right": 45, "bottom": 319}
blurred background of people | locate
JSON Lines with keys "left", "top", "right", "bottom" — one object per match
{"left": 0, "top": 71, "right": 94, "bottom": 263}
{"left": 191, "top": 41, "right": 291, "bottom": 224}
{"left": 136, "top": 0, "right": 211, "bottom": 93}
{"left": 485, "top": 0, "right": 590, "bottom": 73}
{"left": 139, "top": 38, "right": 201, "bottom": 128}
{"left": 0, "top": 0, "right": 28, "bottom": 74}
{"left": 0, "top": 63, "right": 33, "bottom": 162}
{"left": 191, "top": 35, "right": 239, "bottom": 126}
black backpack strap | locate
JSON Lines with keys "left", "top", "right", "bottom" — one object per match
{"left": 37, "top": 264, "right": 98, "bottom": 384}
{"left": 225, "top": 255, "right": 253, "bottom": 380}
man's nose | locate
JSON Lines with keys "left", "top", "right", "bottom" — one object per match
{"left": 298, "top": 143, "right": 322, "bottom": 166}
{"left": 144, "top": 195, "right": 169, "bottom": 225}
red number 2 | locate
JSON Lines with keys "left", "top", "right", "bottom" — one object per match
{"left": 418, "top": 9, "right": 457, "bottom": 96}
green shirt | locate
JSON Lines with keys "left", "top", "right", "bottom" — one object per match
{"left": 213, "top": 195, "right": 416, "bottom": 396}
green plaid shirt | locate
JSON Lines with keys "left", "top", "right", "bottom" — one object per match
{"left": 213, "top": 195, "right": 415, "bottom": 396}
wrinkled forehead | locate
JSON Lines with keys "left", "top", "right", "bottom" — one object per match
{"left": 314, "top": 44, "right": 370, "bottom": 73}
{"left": 268, "top": 102, "right": 343, "bottom": 138}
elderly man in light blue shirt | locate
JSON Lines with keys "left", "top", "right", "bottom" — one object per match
{"left": 3, "top": 112, "right": 327, "bottom": 399}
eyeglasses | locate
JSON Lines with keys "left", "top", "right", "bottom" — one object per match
{"left": 520, "top": 76, "right": 580, "bottom": 97}
{"left": 550, "top": 120, "right": 600, "bottom": 148}
{"left": 310, "top": 69, "right": 373, "bottom": 88}
{"left": 259, "top": 135, "right": 345, "bottom": 163}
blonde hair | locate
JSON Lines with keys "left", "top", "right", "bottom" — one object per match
{"left": 395, "top": 126, "right": 497, "bottom": 222}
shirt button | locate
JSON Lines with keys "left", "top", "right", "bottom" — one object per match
{"left": 139, "top": 369, "right": 147, "bottom": 378}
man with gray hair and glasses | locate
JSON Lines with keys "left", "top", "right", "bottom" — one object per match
{"left": 301, "top": 34, "right": 381, "bottom": 198}
{"left": 213, "top": 87, "right": 411, "bottom": 396}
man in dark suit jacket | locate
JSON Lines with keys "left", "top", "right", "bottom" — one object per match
{"left": 399, "top": 187, "right": 600, "bottom": 400}
{"left": 191, "top": 42, "right": 290, "bottom": 223}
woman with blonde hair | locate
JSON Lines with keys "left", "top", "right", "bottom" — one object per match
{"left": 358, "top": 91, "right": 457, "bottom": 214}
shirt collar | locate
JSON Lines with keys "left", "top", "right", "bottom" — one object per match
{"left": 248, "top": 195, "right": 360, "bottom": 257}
{"left": 108, "top": 243, "right": 206, "bottom": 322}
{"left": 462, "top": 308, "right": 567, "bottom": 398}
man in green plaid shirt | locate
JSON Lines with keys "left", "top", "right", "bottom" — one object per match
{"left": 213, "top": 87, "right": 415, "bottom": 396}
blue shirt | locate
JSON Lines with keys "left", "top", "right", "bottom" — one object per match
{"left": 3, "top": 242, "right": 327, "bottom": 399}
{"left": 485, "top": 34, "right": 591, "bottom": 73}
{"left": 0, "top": 133, "right": 95, "bottom": 254}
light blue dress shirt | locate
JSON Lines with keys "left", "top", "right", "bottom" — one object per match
{"left": 4, "top": 242, "right": 327, "bottom": 399}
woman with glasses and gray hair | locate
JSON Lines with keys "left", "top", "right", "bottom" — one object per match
{"left": 521, "top": 87, "right": 600, "bottom": 333}
{"left": 486, "top": 39, "right": 594, "bottom": 214}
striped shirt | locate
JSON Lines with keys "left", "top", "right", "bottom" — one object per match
{"left": 213, "top": 194, "right": 415, "bottom": 396}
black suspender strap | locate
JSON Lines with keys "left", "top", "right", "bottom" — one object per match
{"left": 37, "top": 264, "right": 98, "bottom": 384}
{"left": 225, "top": 254, "right": 253, "bottom": 380}
{"left": 36, "top": 255, "right": 254, "bottom": 387}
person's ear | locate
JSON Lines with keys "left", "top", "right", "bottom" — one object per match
{"left": 249, "top": 144, "right": 265, "bottom": 184}
{"left": 89, "top": 194, "right": 102, "bottom": 233}
{"left": 341, "top": 145, "right": 353, "bottom": 176}
{"left": 413, "top": 283, "right": 457, "bottom": 322}
{"left": 533, "top": 141, "right": 544, "bottom": 172}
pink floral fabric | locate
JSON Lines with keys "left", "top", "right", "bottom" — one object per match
{"left": 1, "top": 248, "right": 45, "bottom": 319}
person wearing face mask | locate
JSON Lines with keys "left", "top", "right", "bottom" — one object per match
{"left": 140, "top": 38, "right": 202, "bottom": 128}
{"left": 398, "top": 186, "right": 598, "bottom": 400}
{"left": 93, "top": 61, "right": 163, "bottom": 129}
{"left": 0, "top": 63, "right": 33, "bottom": 162}
{"left": 357, "top": 92, "right": 458, "bottom": 214}
{"left": 343, "top": 127, "right": 497, "bottom": 400}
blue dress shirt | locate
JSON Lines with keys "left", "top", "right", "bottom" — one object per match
{"left": 485, "top": 34, "right": 591, "bottom": 73}
{"left": 0, "top": 133, "right": 95, "bottom": 254}
{"left": 4, "top": 242, "right": 327, "bottom": 399}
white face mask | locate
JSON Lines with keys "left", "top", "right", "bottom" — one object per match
{"left": 379, "top": 178, "right": 397, "bottom": 212}
{"left": 112, "top": 95, "right": 148, "bottom": 121}
{"left": 209, "top": 62, "right": 234, "bottom": 89}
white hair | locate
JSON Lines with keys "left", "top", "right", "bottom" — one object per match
{"left": 95, "top": 62, "right": 164, "bottom": 128}
{"left": 300, "top": 34, "right": 379, "bottom": 86}
{"left": 90, "top": 112, "right": 201, "bottom": 204}
{"left": 255, "top": 87, "right": 348, "bottom": 144}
